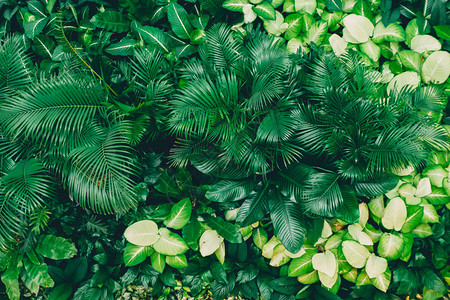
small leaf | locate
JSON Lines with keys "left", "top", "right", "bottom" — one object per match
{"left": 150, "top": 251, "right": 165, "bottom": 273}
{"left": 123, "top": 243, "right": 153, "bottom": 266}
{"left": 411, "top": 223, "right": 433, "bottom": 238}
{"left": 371, "top": 268, "right": 391, "bottom": 292}
{"left": 124, "top": 220, "right": 159, "bottom": 246}
{"left": 324, "top": 0, "right": 342, "bottom": 12}
{"left": 164, "top": 198, "right": 192, "bottom": 230}
{"left": 199, "top": 230, "right": 224, "bottom": 256}
{"left": 288, "top": 251, "right": 315, "bottom": 277}
{"left": 262, "top": 236, "right": 281, "bottom": 258}
{"left": 166, "top": 255, "right": 188, "bottom": 268}
{"left": 253, "top": 227, "right": 268, "bottom": 250}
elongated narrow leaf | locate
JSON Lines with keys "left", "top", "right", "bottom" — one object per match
{"left": 206, "top": 180, "right": 254, "bottom": 202}
{"left": 270, "top": 192, "right": 306, "bottom": 253}
{"left": 91, "top": 11, "right": 130, "bottom": 33}
{"left": 167, "top": 2, "right": 193, "bottom": 39}
{"left": 204, "top": 215, "right": 242, "bottom": 243}
{"left": 137, "top": 25, "right": 170, "bottom": 53}
{"left": 105, "top": 38, "right": 136, "bottom": 56}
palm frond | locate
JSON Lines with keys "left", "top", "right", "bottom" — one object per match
{"left": 63, "top": 122, "right": 139, "bottom": 214}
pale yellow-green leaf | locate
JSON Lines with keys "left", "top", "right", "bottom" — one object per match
{"left": 365, "top": 254, "right": 387, "bottom": 278}
{"left": 381, "top": 197, "right": 407, "bottom": 231}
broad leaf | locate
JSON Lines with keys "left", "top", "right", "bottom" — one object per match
{"left": 294, "top": 0, "right": 316, "bottom": 14}
{"left": 253, "top": 2, "right": 276, "bottom": 20}
{"left": 35, "top": 235, "right": 77, "bottom": 260}
{"left": 137, "top": 26, "right": 170, "bottom": 53}
{"left": 410, "top": 35, "right": 441, "bottom": 53}
{"left": 366, "top": 254, "right": 387, "bottom": 278}
{"left": 371, "top": 268, "right": 391, "bottom": 292}
{"left": 124, "top": 220, "right": 159, "bottom": 246}
{"left": 288, "top": 251, "right": 315, "bottom": 277}
{"left": 312, "top": 251, "right": 337, "bottom": 277}
{"left": 284, "top": 14, "right": 303, "bottom": 40}
{"left": 150, "top": 251, "right": 165, "bottom": 273}
{"left": 422, "top": 51, "right": 450, "bottom": 84}
{"left": 204, "top": 215, "right": 242, "bottom": 243}
{"left": 398, "top": 50, "right": 422, "bottom": 72}
{"left": 342, "top": 14, "right": 374, "bottom": 43}
{"left": 401, "top": 206, "right": 424, "bottom": 233}
{"left": 360, "top": 39, "right": 380, "bottom": 62}
{"left": 91, "top": 11, "right": 130, "bottom": 33}
{"left": 253, "top": 227, "right": 268, "bottom": 250}
{"left": 305, "top": 20, "right": 328, "bottom": 45}
{"left": 387, "top": 71, "right": 420, "bottom": 93}
{"left": 377, "top": 233, "right": 403, "bottom": 260}
{"left": 1, "top": 268, "right": 20, "bottom": 300}
{"left": 167, "top": 2, "right": 193, "bottom": 39}
{"left": 105, "top": 38, "right": 136, "bottom": 56}
{"left": 166, "top": 255, "right": 188, "bottom": 268}
{"left": 263, "top": 11, "right": 289, "bottom": 36}
{"left": 223, "top": 0, "right": 250, "bottom": 12}
{"left": 372, "top": 22, "right": 406, "bottom": 43}
{"left": 236, "top": 183, "right": 270, "bottom": 226}
{"left": 341, "top": 241, "right": 370, "bottom": 268}
{"left": 164, "top": 198, "right": 192, "bottom": 230}
{"left": 329, "top": 34, "right": 348, "bottom": 56}
{"left": 411, "top": 223, "right": 433, "bottom": 238}
{"left": 415, "top": 178, "right": 432, "bottom": 197}
{"left": 24, "top": 18, "right": 48, "bottom": 39}
{"left": 153, "top": 228, "right": 189, "bottom": 256}
{"left": 381, "top": 197, "right": 407, "bottom": 231}
{"left": 199, "top": 230, "right": 224, "bottom": 256}
{"left": 270, "top": 244, "right": 290, "bottom": 267}
{"left": 123, "top": 243, "right": 153, "bottom": 266}
{"left": 324, "top": 0, "right": 343, "bottom": 11}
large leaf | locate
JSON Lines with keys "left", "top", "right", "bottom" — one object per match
{"left": 341, "top": 241, "right": 370, "bottom": 268}
{"left": 223, "top": 0, "right": 250, "bottom": 12}
{"left": 164, "top": 198, "right": 192, "bottom": 230}
{"left": 398, "top": 50, "right": 422, "bottom": 73}
{"left": 401, "top": 206, "right": 424, "bottom": 233}
{"left": 253, "top": 2, "right": 276, "bottom": 20}
{"left": 137, "top": 25, "right": 170, "bottom": 53}
{"left": 236, "top": 183, "right": 270, "bottom": 226}
{"left": 284, "top": 14, "right": 303, "bottom": 40}
{"left": 199, "top": 230, "right": 224, "bottom": 256}
{"left": 381, "top": 197, "right": 407, "bottom": 231}
{"left": 288, "top": 251, "right": 315, "bottom": 277}
{"left": 422, "top": 51, "right": 450, "bottom": 84}
{"left": 204, "top": 215, "right": 242, "bottom": 243}
{"left": 365, "top": 254, "right": 388, "bottom": 279}
{"left": 294, "top": 0, "right": 316, "bottom": 14}
{"left": 91, "top": 11, "right": 130, "bottom": 33}
{"left": 123, "top": 243, "right": 153, "bottom": 266}
{"left": 263, "top": 11, "right": 289, "bottom": 36}
{"left": 342, "top": 14, "right": 374, "bottom": 43}
{"left": 105, "top": 38, "right": 136, "bottom": 56}
{"left": 153, "top": 228, "right": 189, "bottom": 256}
{"left": 371, "top": 268, "right": 391, "bottom": 292}
{"left": 1, "top": 268, "right": 20, "bottom": 300}
{"left": 35, "top": 235, "right": 77, "bottom": 260}
{"left": 206, "top": 180, "right": 254, "bottom": 202}
{"left": 124, "top": 220, "right": 159, "bottom": 246}
{"left": 270, "top": 192, "right": 306, "bottom": 253}
{"left": 377, "top": 233, "right": 403, "bottom": 260}
{"left": 372, "top": 22, "right": 406, "bottom": 43}
{"left": 24, "top": 18, "right": 48, "bottom": 39}
{"left": 410, "top": 35, "right": 441, "bottom": 53}
{"left": 167, "top": 2, "right": 193, "bottom": 39}
{"left": 312, "top": 251, "right": 337, "bottom": 277}
{"left": 305, "top": 20, "right": 328, "bottom": 45}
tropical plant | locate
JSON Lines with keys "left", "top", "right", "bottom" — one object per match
{"left": 168, "top": 23, "right": 450, "bottom": 253}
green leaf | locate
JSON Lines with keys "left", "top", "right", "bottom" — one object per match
{"left": 288, "top": 251, "right": 315, "bottom": 277}
{"left": 253, "top": 227, "right": 268, "bottom": 250}
{"left": 150, "top": 251, "right": 165, "bottom": 273}
{"left": 410, "top": 35, "right": 441, "bottom": 53}
{"left": 167, "top": 2, "right": 193, "bottom": 39}
{"left": 421, "top": 269, "right": 447, "bottom": 294}
{"left": 422, "top": 51, "right": 450, "bottom": 84}
{"left": 420, "top": 203, "right": 439, "bottom": 223}
{"left": 324, "top": 0, "right": 343, "bottom": 11}
{"left": 401, "top": 206, "right": 424, "bottom": 233}
{"left": 377, "top": 233, "right": 403, "bottom": 260}
{"left": 270, "top": 193, "right": 306, "bottom": 253}
{"left": 105, "top": 38, "right": 136, "bottom": 56}
{"left": 416, "top": 178, "right": 432, "bottom": 197}
{"left": 35, "top": 235, "right": 77, "bottom": 260}
{"left": 199, "top": 230, "right": 224, "bottom": 256}
{"left": 90, "top": 11, "right": 130, "bottom": 33}
{"left": 269, "top": 277, "right": 301, "bottom": 295}
{"left": 166, "top": 255, "right": 188, "bottom": 268}
{"left": 270, "top": 244, "right": 290, "bottom": 267}
{"left": 33, "top": 35, "right": 56, "bottom": 59}
{"left": 329, "top": 34, "right": 348, "bottom": 56}
{"left": 411, "top": 223, "right": 433, "bottom": 238}
{"left": 164, "top": 198, "right": 192, "bottom": 230}
{"left": 262, "top": 236, "right": 281, "bottom": 258}
{"left": 360, "top": 39, "right": 380, "bottom": 62}
{"left": 284, "top": 14, "right": 303, "bottom": 40}
{"left": 381, "top": 197, "right": 407, "bottom": 231}
{"left": 48, "top": 283, "right": 72, "bottom": 300}
{"left": 423, "top": 165, "right": 447, "bottom": 188}
{"left": 342, "top": 14, "right": 374, "bottom": 43}
{"left": 253, "top": 2, "right": 276, "bottom": 20}
{"left": 206, "top": 180, "right": 254, "bottom": 202}
{"left": 366, "top": 254, "right": 387, "bottom": 279}
{"left": 137, "top": 26, "right": 170, "bottom": 53}
{"left": 434, "top": 25, "right": 450, "bottom": 40}
{"left": 305, "top": 20, "right": 328, "bottom": 45}
{"left": 24, "top": 17, "right": 48, "bottom": 39}
{"left": 283, "top": 0, "right": 295, "bottom": 12}
{"left": 298, "top": 270, "right": 320, "bottom": 284}
{"left": 312, "top": 251, "right": 337, "bottom": 277}
{"left": 236, "top": 183, "right": 270, "bottom": 226}
{"left": 123, "top": 243, "right": 153, "bottom": 266}
{"left": 263, "top": 11, "right": 289, "bottom": 36}
{"left": 23, "top": 258, "right": 54, "bottom": 288}
{"left": 341, "top": 241, "right": 370, "bottom": 268}
{"left": 425, "top": 187, "right": 450, "bottom": 205}
{"left": 223, "top": 0, "right": 250, "bottom": 12}
{"left": 356, "top": 269, "right": 371, "bottom": 286}
{"left": 372, "top": 22, "right": 406, "bottom": 43}
{"left": 124, "top": 220, "right": 159, "bottom": 246}
{"left": 398, "top": 50, "right": 423, "bottom": 73}
{"left": 204, "top": 215, "right": 242, "bottom": 243}
{"left": 368, "top": 195, "right": 385, "bottom": 219}
{"left": 387, "top": 71, "right": 421, "bottom": 93}
{"left": 153, "top": 228, "right": 189, "bottom": 256}
{"left": 295, "top": 0, "right": 316, "bottom": 14}
{"left": 256, "top": 110, "right": 297, "bottom": 143}
{"left": 182, "top": 218, "right": 203, "bottom": 250}
{"left": 371, "top": 268, "right": 391, "bottom": 292}
{"left": 1, "top": 268, "right": 20, "bottom": 300}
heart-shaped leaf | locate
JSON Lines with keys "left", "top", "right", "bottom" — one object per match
{"left": 312, "top": 251, "right": 337, "bottom": 277}
{"left": 124, "top": 220, "right": 159, "bottom": 246}
{"left": 365, "top": 254, "right": 387, "bottom": 278}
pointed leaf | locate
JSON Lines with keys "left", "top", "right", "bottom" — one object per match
{"left": 422, "top": 51, "right": 450, "bottom": 84}
{"left": 411, "top": 35, "right": 441, "bottom": 53}
{"left": 167, "top": 2, "right": 193, "bottom": 39}
{"left": 381, "top": 197, "right": 407, "bottom": 231}
{"left": 342, "top": 14, "right": 374, "bottom": 43}
{"left": 123, "top": 243, "right": 153, "bottom": 266}
{"left": 150, "top": 251, "right": 165, "bottom": 273}
{"left": 124, "top": 220, "right": 159, "bottom": 246}
{"left": 312, "top": 251, "right": 337, "bottom": 277}
{"left": 90, "top": 11, "right": 130, "bottom": 33}
{"left": 288, "top": 251, "right": 315, "bottom": 277}
{"left": 206, "top": 180, "right": 254, "bottom": 202}
{"left": 401, "top": 206, "right": 424, "bottom": 233}
{"left": 253, "top": 2, "right": 276, "bottom": 20}
{"left": 341, "top": 241, "right": 370, "bottom": 268}
{"left": 204, "top": 215, "right": 242, "bottom": 243}
{"left": 253, "top": 227, "right": 268, "bottom": 250}
{"left": 166, "top": 255, "right": 188, "bottom": 268}
{"left": 365, "top": 254, "right": 387, "bottom": 278}
{"left": 153, "top": 228, "right": 189, "bottom": 255}
{"left": 164, "top": 198, "right": 192, "bottom": 230}
{"left": 377, "top": 233, "right": 403, "bottom": 260}
{"left": 371, "top": 268, "right": 391, "bottom": 292}
{"left": 35, "top": 235, "right": 77, "bottom": 260}
{"left": 199, "top": 230, "right": 224, "bottom": 256}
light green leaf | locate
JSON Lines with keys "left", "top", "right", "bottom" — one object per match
{"left": 150, "top": 251, "right": 165, "bottom": 273}
{"left": 199, "top": 230, "right": 224, "bottom": 256}
{"left": 423, "top": 165, "right": 447, "bottom": 188}
{"left": 284, "top": 14, "right": 303, "bottom": 40}
{"left": 364, "top": 224, "right": 382, "bottom": 243}
{"left": 368, "top": 195, "right": 384, "bottom": 218}
{"left": 411, "top": 35, "right": 441, "bottom": 53}
{"left": 286, "top": 37, "right": 307, "bottom": 54}
{"left": 411, "top": 223, "right": 433, "bottom": 238}
{"left": 312, "top": 251, "right": 337, "bottom": 277}
{"left": 381, "top": 197, "right": 407, "bottom": 231}
{"left": 294, "top": 0, "right": 316, "bottom": 14}
{"left": 422, "top": 51, "right": 450, "bottom": 84}
{"left": 387, "top": 71, "right": 421, "bottom": 94}
{"left": 371, "top": 268, "right": 391, "bottom": 292}
{"left": 90, "top": 12, "right": 130, "bottom": 33}
{"left": 372, "top": 22, "right": 406, "bottom": 43}
{"left": 341, "top": 240, "right": 371, "bottom": 268}
{"left": 434, "top": 25, "right": 450, "bottom": 40}
{"left": 243, "top": 4, "right": 258, "bottom": 23}
{"left": 166, "top": 255, "right": 188, "bottom": 268}
{"left": 342, "top": 14, "right": 374, "bottom": 43}
{"left": 425, "top": 187, "right": 450, "bottom": 205}
{"left": 405, "top": 19, "right": 419, "bottom": 46}
{"left": 123, "top": 243, "right": 153, "bottom": 266}
{"left": 356, "top": 269, "right": 371, "bottom": 286}
{"left": 360, "top": 39, "right": 380, "bottom": 62}
{"left": 401, "top": 206, "right": 424, "bottom": 233}
{"left": 377, "top": 233, "right": 403, "bottom": 260}
{"left": 325, "top": 232, "right": 344, "bottom": 250}
{"left": 153, "top": 228, "right": 189, "bottom": 256}
{"left": 253, "top": 227, "right": 268, "bottom": 250}
{"left": 365, "top": 254, "right": 387, "bottom": 279}
{"left": 35, "top": 235, "right": 77, "bottom": 260}
{"left": 288, "top": 251, "right": 315, "bottom": 277}
{"left": 297, "top": 270, "right": 320, "bottom": 284}
{"left": 263, "top": 11, "right": 289, "bottom": 36}
{"left": 343, "top": 269, "right": 357, "bottom": 283}
{"left": 318, "top": 269, "right": 339, "bottom": 289}
{"left": 1, "top": 268, "right": 20, "bottom": 300}
{"left": 398, "top": 182, "right": 417, "bottom": 198}
{"left": 164, "top": 198, "right": 192, "bottom": 230}
{"left": 215, "top": 242, "right": 226, "bottom": 264}
{"left": 223, "top": 0, "right": 250, "bottom": 12}
{"left": 124, "top": 220, "right": 159, "bottom": 246}
{"left": 400, "top": 232, "right": 414, "bottom": 261}
{"left": 262, "top": 236, "right": 281, "bottom": 258}
{"left": 204, "top": 215, "right": 242, "bottom": 243}
{"left": 420, "top": 203, "right": 439, "bottom": 223}
{"left": 415, "top": 178, "right": 432, "bottom": 197}
{"left": 167, "top": 2, "right": 193, "bottom": 39}
{"left": 329, "top": 33, "right": 348, "bottom": 56}
{"left": 253, "top": 1, "right": 276, "bottom": 20}
{"left": 305, "top": 20, "right": 328, "bottom": 45}
{"left": 359, "top": 203, "right": 369, "bottom": 228}
{"left": 270, "top": 244, "right": 290, "bottom": 267}
{"left": 398, "top": 50, "right": 422, "bottom": 73}
{"left": 283, "top": 0, "right": 295, "bottom": 12}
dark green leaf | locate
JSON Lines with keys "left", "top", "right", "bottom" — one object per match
{"left": 204, "top": 215, "right": 242, "bottom": 243}
{"left": 35, "top": 235, "right": 77, "bottom": 260}
{"left": 269, "top": 277, "right": 301, "bottom": 295}
{"left": 167, "top": 2, "right": 193, "bottom": 39}
{"left": 324, "top": 0, "right": 343, "bottom": 12}
{"left": 90, "top": 11, "right": 130, "bottom": 33}
{"left": 206, "top": 179, "right": 254, "bottom": 202}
